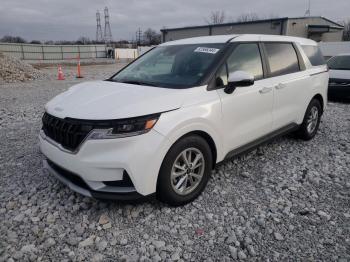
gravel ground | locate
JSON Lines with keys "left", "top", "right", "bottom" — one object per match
{"left": 0, "top": 65, "right": 349, "bottom": 261}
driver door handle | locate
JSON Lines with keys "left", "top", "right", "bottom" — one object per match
{"left": 275, "top": 83, "right": 286, "bottom": 90}
{"left": 259, "top": 87, "right": 272, "bottom": 94}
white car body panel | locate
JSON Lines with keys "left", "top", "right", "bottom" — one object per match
{"left": 216, "top": 78, "right": 274, "bottom": 152}
{"left": 40, "top": 129, "right": 170, "bottom": 195}
{"left": 153, "top": 85, "right": 226, "bottom": 161}
{"left": 39, "top": 34, "right": 329, "bottom": 199}
{"left": 45, "top": 80, "right": 184, "bottom": 119}
{"left": 270, "top": 71, "right": 310, "bottom": 128}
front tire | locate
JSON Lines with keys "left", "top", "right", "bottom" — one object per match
{"left": 296, "top": 99, "right": 322, "bottom": 140}
{"left": 157, "top": 135, "right": 213, "bottom": 206}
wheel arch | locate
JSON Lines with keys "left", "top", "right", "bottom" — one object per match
{"left": 162, "top": 130, "right": 218, "bottom": 170}
{"left": 312, "top": 93, "right": 324, "bottom": 114}
{"left": 183, "top": 130, "right": 217, "bottom": 169}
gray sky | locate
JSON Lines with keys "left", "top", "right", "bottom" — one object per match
{"left": 0, "top": 0, "right": 349, "bottom": 41}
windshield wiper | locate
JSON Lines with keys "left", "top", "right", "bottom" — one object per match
{"left": 105, "top": 79, "right": 158, "bottom": 87}
{"left": 120, "top": 80, "right": 158, "bottom": 87}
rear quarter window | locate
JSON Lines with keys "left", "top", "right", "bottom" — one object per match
{"left": 264, "top": 43, "right": 300, "bottom": 77}
{"left": 301, "top": 45, "right": 326, "bottom": 66}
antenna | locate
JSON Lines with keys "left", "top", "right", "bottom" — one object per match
{"left": 96, "top": 10, "right": 103, "bottom": 42}
{"left": 104, "top": 7, "right": 113, "bottom": 43}
{"left": 304, "top": 0, "right": 311, "bottom": 16}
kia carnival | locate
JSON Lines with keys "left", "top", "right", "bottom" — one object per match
{"left": 40, "top": 35, "right": 328, "bottom": 206}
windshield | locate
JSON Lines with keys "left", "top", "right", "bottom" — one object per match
{"left": 111, "top": 44, "right": 225, "bottom": 88}
{"left": 327, "top": 55, "right": 350, "bottom": 70}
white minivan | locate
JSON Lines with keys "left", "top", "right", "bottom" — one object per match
{"left": 40, "top": 34, "right": 328, "bottom": 206}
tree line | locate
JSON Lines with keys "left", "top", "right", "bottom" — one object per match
{"left": 0, "top": 28, "right": 161, "bottom": 46}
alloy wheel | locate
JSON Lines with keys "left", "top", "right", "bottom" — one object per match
{"left": 306, "top": 106, "right": 319, "bottom": 134}
{"left": 170, "top": 148, "right": 205, "bottom": 195}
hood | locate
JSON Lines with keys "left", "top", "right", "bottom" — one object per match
{"left": 45, "top": 80, "right": 187, "bottom": 119}
{"left": 329, "top": 69, "right": 350, "bottom": 80}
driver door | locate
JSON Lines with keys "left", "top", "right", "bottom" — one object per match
{"left": 215, "top": 43, "right": 274, "bottom": 155}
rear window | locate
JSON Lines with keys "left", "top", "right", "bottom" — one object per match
{"left": 264, "top": 43, "right": 300, "bottom": 77}
{"left": 302, "top": 45, "right": 326, "bottom": 66}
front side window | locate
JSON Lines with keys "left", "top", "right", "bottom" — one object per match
{"left": 226, "top": 44, "right": 263, "bottom": 80}
{"left": 265, "top": 43, "right": 300, "bottom": 77}
{"left": 112, "top": 44, "right": 225, "bottom": 88}
{"left": 327, "top": 55, "right": 350, "bottom": 70}
{"left": 302, "top": 45, "right": 325, "bottom": 66}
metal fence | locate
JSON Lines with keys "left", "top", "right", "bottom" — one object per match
{"left": 0, "top": 43, "right": 107, "bottom": 60}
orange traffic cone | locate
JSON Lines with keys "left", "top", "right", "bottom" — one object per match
{"left": 57, "top": 65, "right": 65, "bottom": 80}
{"left": 76, "top": 60, "right": 83, "bottom": 78}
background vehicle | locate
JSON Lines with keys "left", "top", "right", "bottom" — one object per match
{"left": 327, "top": 54, "right": 350, "bottom": 101}
{"left": 40, "top": 34, "right": 328, "bottom": 206}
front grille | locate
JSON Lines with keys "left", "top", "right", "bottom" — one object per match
{"left": 42, "top": 113, "right": 94, "bottom": 151}
{"left": 42, "top": 112, "right": 161, "bottom": 152}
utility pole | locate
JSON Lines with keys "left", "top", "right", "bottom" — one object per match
{"left": 104, "top": 7, "right": 113, "bottom": 43}
{"left": 304, "top": 0, "right": 311, "bottom": 17}
{"left": 96, "top": 10, "right": 103, "bottom": 42}
{"left": 136, "top": 28, "right": 142, "bottom": 46}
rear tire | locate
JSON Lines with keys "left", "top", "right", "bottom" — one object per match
{"left": 296, "top": 99, "right": 322, "bottom": 140}
{"left": 157, "top": 135, "right": 213, "bottom": 206}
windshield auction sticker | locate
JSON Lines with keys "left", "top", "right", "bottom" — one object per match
{"left": 194, "top": 47, "right": 220, "bottom": 54}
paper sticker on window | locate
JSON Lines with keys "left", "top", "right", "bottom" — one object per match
{"left": 194, "top": 47, "right": 220, "bottom": 54}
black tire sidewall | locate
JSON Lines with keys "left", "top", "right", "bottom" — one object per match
{"left": 157, "top": 135, "right": 213, "bottom": 206}
{"left": 298, "top": 99, "right": 322, "bottom": 140}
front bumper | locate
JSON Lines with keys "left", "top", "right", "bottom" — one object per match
{"left": 39, "top": 128, "right": 171, "bottom": 198}
{"left": 43, "top": 159, "right": 144, "bottom": 200}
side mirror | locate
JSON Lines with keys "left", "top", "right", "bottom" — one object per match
{"left": 224, "top": 71, "right": 254, "bottom": 94}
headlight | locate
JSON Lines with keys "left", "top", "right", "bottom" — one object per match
{"left": 87, "top": 113, "right": 160, "bottom": 140}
